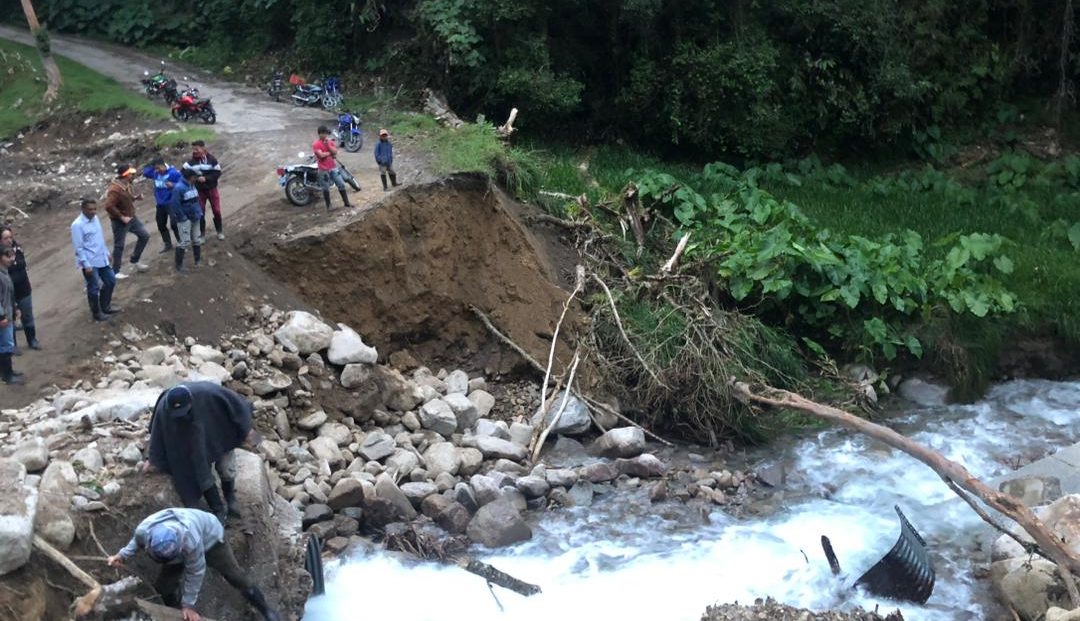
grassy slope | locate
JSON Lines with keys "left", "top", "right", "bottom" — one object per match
{"left": 0, "top": 38, "right": 167, "bottom": 139}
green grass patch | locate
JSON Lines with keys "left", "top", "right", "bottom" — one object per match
{"left": 0, "top": 38, "right": 167, "bottom": 139}
{"left": 154, "top": 127, "right": 216, "bottom": 148}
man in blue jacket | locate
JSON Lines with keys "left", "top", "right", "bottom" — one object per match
{"left": 374, "top": 128, "right": 401, "bottom": 191}
{"left": 143, "top": 158, "right": 182, "bottom": 253}
{"left": 169, "top": 169, "right": 204, "bottom": 274}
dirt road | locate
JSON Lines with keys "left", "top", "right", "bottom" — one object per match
{"left": 0, "top": 27, "right": 427, "bottom": 405}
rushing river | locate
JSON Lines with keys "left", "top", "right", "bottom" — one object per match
{"left": 304, "top": 380, "right": 1080, "bottom": 621}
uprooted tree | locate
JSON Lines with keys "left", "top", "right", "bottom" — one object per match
{"left": 19, "top": 0, "right": 63, "bottom": 103}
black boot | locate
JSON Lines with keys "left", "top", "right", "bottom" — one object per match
{"left": 24, "top": 325, "right": 40, "bottom": 350}
{"left": 174, "top": 247, "right": 187, "bottom": 274}
{"left": 220, "top": 478, "right": 241, "bottom": 517}
{"left": 389, "top": 172, "right": 400, "bottom": 187}
{"left": 1, "top": 353, "right": 24, "bottom": 385}
{"left": 380, "top": 174, "right": 388, "bottom": 191}
{"left": 323, "top": 190, "right": 333, "bottom": 211}
{"left": 339, "top": 189, "right": 353, "bottom": 208}
{"left": 242, "top": 586, "right": 281, "bottom": 621}
{"left": 203, "top": 485, "right": 228, "bottom": 525}
{"left": 88, "top": 295, "right": 109, "bottom": 322}
{"left": 348, "top": 178, "right": 361, "bottom": 192}
{"left": 192, "top": 245, "right": 202, "bottom": 268}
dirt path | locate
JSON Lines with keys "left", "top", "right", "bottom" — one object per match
{"left": 0, "top": 27, "right": 431, "bottom": 406}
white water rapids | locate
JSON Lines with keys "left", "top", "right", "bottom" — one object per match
{"left": 303, "top": 380, "right": 1080, "bottom": 621}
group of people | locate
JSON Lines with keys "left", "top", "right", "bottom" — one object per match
{"left": 312, "top": 124, "right": 400, "bottom": 211}
{"left": 0, "top": 224, "right": 39, "bottom": 384}
{"left": 108, "top": 381, "right": 280, "bottom": 621}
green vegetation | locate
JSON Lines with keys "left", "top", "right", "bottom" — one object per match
{"left": 154, "top": 127, "right": 216, "bottom": 148}
{"left": 0, "top": 38, "right": 166, "bottom": 139}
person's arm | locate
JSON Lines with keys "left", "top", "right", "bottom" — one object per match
{"left": 142, "top": 166, "right": 156, "bottom": 181}
{"left": 179, "top": 541, "right": 207, "bottom": 609}
{"left": 102, "top": 188, "right": 122, "bottom": 220}
{"left": 70, "top": 222, "right": 90, "bottom": 271}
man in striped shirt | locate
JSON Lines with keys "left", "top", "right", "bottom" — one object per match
{"left": 183, "top": 140, "right": 225, "bottom": 242}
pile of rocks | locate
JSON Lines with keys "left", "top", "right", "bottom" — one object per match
{"left": 702, "top": 598, "right": 903, "bottom": 621}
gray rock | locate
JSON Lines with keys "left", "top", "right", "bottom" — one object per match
{"left": 474, "top": 418, "right": 510, "bottom": 440}
{"left": 515, "top": 475, "right": 550, "bottom": 499}
{"left": 140, "top": 364, "right": 184, "bottom": 388}
{"left": 384, "top": 449, "right": 420, "bottom": 479}
{"left": 358, "top": 432, "right": 397, "bottom": 462}
{"left": 443, "top": 393, "right": 479, "bottom": 432}
{"left": 34, "top": 461, "right": 76, "bottom": 549}
{"left": 474, "top": 436, "right": 528, "bottom": 462}
{"left": 339, "top": 364, "right": 373, "bottom": 389}
{"left": 756, "top": 463, "right": 786, "bottom": 488}
{"left": 419, "top": 399, "right": 457, "bottom": 437}
{"left": 532, "top": 391, "right": 592, "bottom": 435}
{"left": 545, "top": 436, "right": 590, "bottom": 468}
{"left": 308, "top": 437, "right": 344, "bottom": 467}
{"left": 423, "top": 442, "right": 461, "bottom": 477}
{"left": 274, "top": 311, "right": 334, "bottom": 355}
{"left": 401, "top": 411, "right": 421, "bottom": 431}
{"left": 190, "top": 344, "right": 226, "bottom": 365}
{"left": 197, "top": 361, "right": 231, "bottom": 384}
{"left": 445, "top": 370, "right": 470, "bottom": 395}
{"left": 458, "top": 448, "right": 483, "bottom": 476}
{"left": 306, "top": 353, "right": 327, "bottom": 377}
{"left": 380, "top": 368, "right": 425, "bottom": 412}
{"left": 302, "top": 504, "right": 334, "bottom": 529}
{"left": 327, "top": 478, "right": 365, "bottom": 511}
{"left": 11, "top": 437, "right": 49, "bottom": 472}
{"left": 593, "top": 427, "right": 646, "bottom": 458}
{"left": 119, "top": 443, "right": 143, "bottom": 466}
{"left": 422, "top": 493, "right": 453, "bottom": 518}
{"left": 545, "top": 468, "right": 578, "bottom": 489}
{"left": 375, "top": 473, "right": 417, "bottom": 519}
{"left": 508, "top": 422, "right": 534, "bottom": 447}
{"left": 616, "top": 454, "right": 667, "bottom": 478}
{"left": 568, "top": 480, "right": 595, "bottom": 506}
{"left": 435, "top": 501, "right": 471, "bottom": 534}
{"left": 897, "top": 378, "right": 950, "bottom": 407}
{"left": 466, "top": 500, "right": 532, "bottom": 548}
{"left": 250, "top": 371, "right": 293, "bottom": 396}
{"left": 470, "top": 474, "right": 501, "bottom": 507}
{"left": 993, "top": 557, "right": 1069, "bottom": 621}
{"left": 72, "top": 447, "right": 104, "bottom": 473}
{"left": 454, "top": 482, "right": 479, "bottom": 514}
{"left": 493, "top": 459, "right": 527, "bottom": 476}
{"left": 434, "top": 472, "right": 458, "bottom": 492}
{"left": 318, "top": 422, "right": 352, "bottom": 447}
{"left": 1000, "top": 476, "right": 1062, "bottom": 507}
{"left": 0, "top": 459, "right": 37, "bottom": 575}
{"left": 232, "top": 361, "right": 250, "bottom": 380}
{"left": 333, "top": 515, "right": 360, "bottom": 538}
{"left": 498, "top": 487, "right": 528, "bottom": 512}
{"left": 138, "top": 345, "right": 173, "bottom": 366}
{"left": 468, "top": 390, "right": 496, "bottom": 420}
{"left": 401, "top": 482, "right": 438, "bottom": 507}
{"left": 582, "top": 462, "right": 620, "bottom": 483}
{"left": 328, "top": 325, "right": 379, "bottom": 365}
{"left": 467, "top": 377, "right": 487, "bottom": 393}
{"left": 297, "top": 410, "right": 328, "bottom": 431}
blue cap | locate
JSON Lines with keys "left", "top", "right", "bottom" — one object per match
{"left": 165, "top": 385, "right": 193, "bottom": 420}
{"left": 148, "top": 525, "right": 181, "bottom": 562}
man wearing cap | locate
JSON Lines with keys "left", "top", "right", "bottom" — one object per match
{"left": 143, "top": 158, "right": 183, "bottom": 253}
{"left": 103, "top": 164, "right": 150, "bottom": 280}
{"left": 70, "top": 198, "right": 118, "bottom": 322}
{"left": 182, "top": 140, "right": 225, "bottom": 242}
{"left": 312, "top": 125, "right": 353, "bottom": 211}
{"left": 107, "top": 507, "right": 280, "bottom": 621}
{"left": 148, "top": 382, "right": 253, "bottom": 523}
{"left": 374, "top": 128, "right": 400, "bottom": 191}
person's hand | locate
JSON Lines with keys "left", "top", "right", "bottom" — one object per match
{"left": 165, "top": 182, "right": 174, "bottom": 189}
{"left": 82, "top": 267, "right": 93, "bottom": 276}
{"left": 14, "top": 309, "right": 20, "bottom": 321}
{"left": 0, "top": 319, "right": 8, "bottom": 329}
{"left": 181, "top": 606, "right": 201, "bottom": 621}
{"left": 106, "top": 554, "right": 124, "bottom": 568}
{"left": 121, "top": 216, "right": 132, "bottom": 224}
{"left": 142, "top": 461, "right": 155, "bottom": 473}
{"left": 197, "top": 176, "right": 206, "bottom": 183}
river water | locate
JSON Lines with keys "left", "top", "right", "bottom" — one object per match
{"left": 303, "top": 379, "right": 1080, "bottom": 621}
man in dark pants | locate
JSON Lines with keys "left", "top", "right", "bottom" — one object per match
{"left": 142, "top": 158, "right": 183, "bottom": 253}
{"left": 374, "top": 128, "right": 401, "bottom": 191}
{"left": 147, "top": 382, "right": 253, "bottom": 523}
{"left": 312, "top": 125, "right": 353, "bottom": 211}
{"left": 70, "top": 198, "right": 119, "bottom": 322}
{"left": 107, "top": 507, "right": 280, "bottom": 621}
{"left": 103, "top": 165, "right": 150, "bottom": 280}
{"left": 183, "top": 140, "right": 225, "bottom": 241}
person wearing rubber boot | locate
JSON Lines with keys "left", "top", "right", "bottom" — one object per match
{"left": 70, "top": 198, "right": 119, "bottom": 322}
{"left": 142, "top": 158, "right": 182, "bottom": 254}
{"left": 0, "top": 244, "right": 24, "bottom": 385}
{"left": 147, "top": 382, "right": 253, "bottom": 523}
{"left": 183, "top": 140, "right": 225, "bottom": 242}
{"left": 374, "top": 128, "right": 401, "bottom": 191}
{"left": 169, "top": 169, "right": 204, "bottom": 274}
{"left": 1, "top": 226, "right": 40, "bottom": 352}
{"left": 312, "top": 125, "right": 353, "bottom": 211}
{"left": 104, "top": 164, "right": 150, "bottom": 280}
{"left": 107, "top": 508, "right": 280, "bottom": 621}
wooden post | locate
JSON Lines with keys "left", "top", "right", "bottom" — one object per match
{"left": 19, "top": 0, "right": 63, "bottom": 104}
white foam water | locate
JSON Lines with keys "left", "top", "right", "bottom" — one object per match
{"left": 304, "top": 380, "right": 1080, "bottom": 621}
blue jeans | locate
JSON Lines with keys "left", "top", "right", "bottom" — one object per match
{"left": 15, "top": 295, "right": 33, "bottom": 329}
{"left": 82, "top": 266, "right": 116, "bottom": 313}
{"left": 0, "top": 323, "right": 13, "bottom": 354}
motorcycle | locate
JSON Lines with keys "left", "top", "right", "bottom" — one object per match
{"left": 334, "top": 111, "right": 363, "bottom": 153}
{"left": 277, "top": 153, "right": 360, "bottom": 207}
{"left": 161, "top": 78, "right": 180, "bottom": 105}
{"left": 267, "top": 68, "right": 285, "bottom": 102}
{"left": 140, "top": 61, "right": 171, "bottom": 99}
{"left": 290, "top": 75, "right": 343, "bottom": 109}
{"left": 171, "top": 85, "right": 216, "bottom": 124}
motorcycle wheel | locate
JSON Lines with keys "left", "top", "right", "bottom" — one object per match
{"left": 292, "top": 95, "right": 305, "bottom": 107}
{"left": 344, "top": 133, "right": 363, "bottom": 153}
{"left": 171, "top": 108, "right": 188, "bottom": 122}
{"left": 201, "top": 107, "right": 217, "bottom": 124}
{"left": 285, "top": 176, "right": 312, "bottom": 206}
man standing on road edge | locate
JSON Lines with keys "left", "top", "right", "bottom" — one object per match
{"left": 312, "top": 125, "right": 353, "bottom": 211}
{"left": 143, "top": 158, "right": 182, "bottom": 253}
{"left": 71, "top": 198, "right": 119, "bottom": 322}
{"left": 375, "top": 128, "right": 400, "bottom": 192}
{"left": 0, "top": 244, "right": 23, "bottom": 385}
{"left": 104, "top": 164, "right": 150, "bottom": 280}
{"left": 183, "top": 140, "right": 225, "bottom": 241}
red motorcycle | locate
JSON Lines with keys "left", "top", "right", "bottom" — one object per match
{"left": 170, "top": 86, "right": 217, "bottom": 124}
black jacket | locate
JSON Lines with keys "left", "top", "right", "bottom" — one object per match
{"left": 182, "top": 153, "right": 222, "bottom": 190}
{"left": 8, "top": 245, "right": 30, "bottom": 300}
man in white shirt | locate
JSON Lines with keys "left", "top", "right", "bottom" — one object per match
{"left": 70, "top": 198, "right": 120, "bottom": 322}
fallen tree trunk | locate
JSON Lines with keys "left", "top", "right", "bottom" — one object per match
{"left": 422, "top": 89, "right": 464, "bottom": 129}
{"left": 32, "top": 535, "right": 102, "bottom": 617}
{"left": 459, "top": 559, "right": 541, "bottom": 596}
{"left": 732, "top": 380, "right": 1080, "bottom": 605}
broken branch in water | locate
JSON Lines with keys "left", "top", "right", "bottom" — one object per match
{"left": 459, "top": 559, "right": 542, "bottom": 596}
{"left": 731, "top": 380, "right": 1080, "bottom": 606}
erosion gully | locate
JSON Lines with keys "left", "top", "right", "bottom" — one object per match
{"left": 304, "top": 380, "right": 1080, "bottom": 620}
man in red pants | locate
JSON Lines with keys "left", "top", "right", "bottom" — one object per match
{"left": 183, "top": 140, "right": 224, "bottom": 242}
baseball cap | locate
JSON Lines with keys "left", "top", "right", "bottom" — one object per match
{"left": 379, "top": 128, "right": 389, "bottom": 137}
{"left": 165, "top": 384, "right": 193, "bottom": 419}
{"left": 147, "top": 525, "right": 181, "bottom": 562}
{"left": 116, "top": 164, "right": 137, "bottom": 178}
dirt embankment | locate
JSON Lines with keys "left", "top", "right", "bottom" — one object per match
{"left": 248, "top": 174, "right": 581, "bottom": 377}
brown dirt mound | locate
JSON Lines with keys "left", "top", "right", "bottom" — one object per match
{"left": 251, "top": 174, "right": 580, "bottom": 376}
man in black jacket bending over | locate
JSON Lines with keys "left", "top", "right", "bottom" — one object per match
{"left": 183, "top": 140, "right": 224, "bottom": 242}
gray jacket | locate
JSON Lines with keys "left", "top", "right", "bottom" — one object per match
{"left": 117, "top": 508, "right": 224, "bottom": 607}
{"left": 0, "top": 266, "right": 13, "bottom": 321}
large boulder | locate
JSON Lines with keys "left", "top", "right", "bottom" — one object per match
{"left": 0, "top": 459, "right": 38, "bottom": 575}
{"left": 34, "top": 461, "right": 77, "bottom": 549}
{"left": 11, "top": 437, "right": 49, "bottom": 473}
{"left": 274, "top": 311, "right": 334, "bottom": 355}
{"left": 466, "top": 500, "right": 532, "bottom": 548}
{"left": 377, "top": 368, "right": 425, "bottom": 412}
{"left": 616, "top": 453, "right": 667, "bottom": 478}
{"left": 419, "top": 399, "right": 458, "bottom": 437}
{"left": 375, "top": 473, "right": 417, "bottom": 520}
{"left": 473, "top": 436, "right": 528, "bottom": 462}
{"left": 593, "top": 427, "right": 646, "bottom": 458}
{"left": 327, "top": 325, "right": 378, "bottom": 365}
{"left": 897, "top": 378, "right": 949, "bottom": 407}
{"left": 992, "top": 558, "right": 1070, "bottom": 621}
{"left": 531, "top": 391, "right": 592, "bottom": 435}
{"left": 327, "top": 478, "right": 365, "bottom": 511}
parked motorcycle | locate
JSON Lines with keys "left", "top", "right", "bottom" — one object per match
{"left": 290, "top": 75, "right": 343, "bottom": 109}
{"left": 334, "top": 111, "right": 363, "bottom": 152}
{"left": 140, "top": 61, "right": 171, "bottom": 99}
{"left": 277, "top": 153, "right": 360, "bottom": 206}
{"left": 171, "top": 85, "right": 216, "bottom": 124}
{"left": 267, "top": 68, "right": 285, "bottom": 102}
{"left": 161, "top": 78, "right": 180, "bottom": 105}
